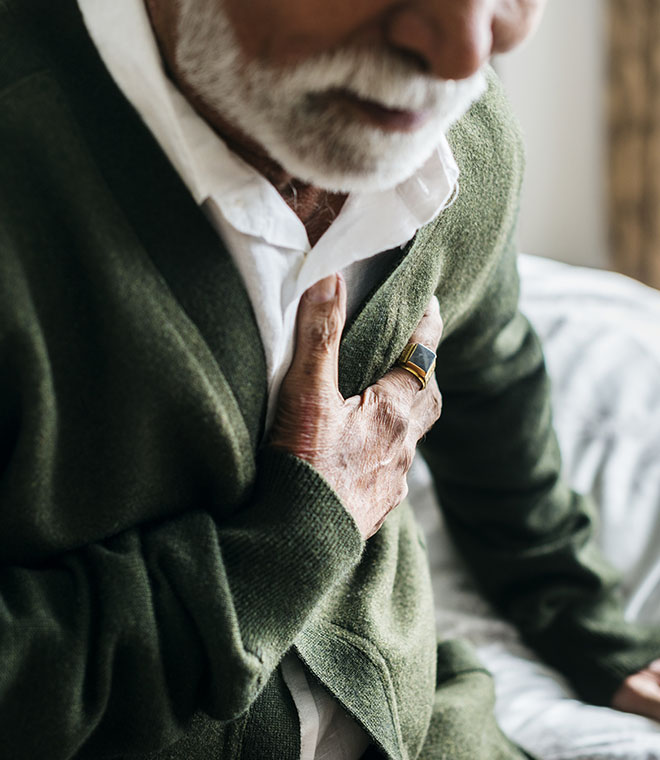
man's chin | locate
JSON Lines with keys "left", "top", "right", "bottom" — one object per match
{"left": 252, "top": 71, "right": 487, "bottom": 194}
{"left": 292, "top": 166, "right": 423, "bottom": 195}
{"left": 262, "top": 131, "right": 443, "bottom": 195}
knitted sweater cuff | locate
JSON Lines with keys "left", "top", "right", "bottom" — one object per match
{"left": 564, "top": 628, "right": 660, "bottom": 706}
{"left": 222, "top": 447, "right": 365, "bottom": 668}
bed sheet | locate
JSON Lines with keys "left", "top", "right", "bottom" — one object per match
{"left": 408, "top": 254, "right": 660, "bottom": 759}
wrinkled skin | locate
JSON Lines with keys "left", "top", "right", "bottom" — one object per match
{"left": 270, "top": 275, "right": 443, "bottom": 539}
{"left": 275, "top": 277, "right": 660, "bottom": 722}
{"left": 146, "top": 1, "right": 549, "bottom": 238}
{"left": 146, "top": 0, "right": 660, "bottom": 727}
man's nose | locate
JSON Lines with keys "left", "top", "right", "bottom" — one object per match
{"left": 385, "top": 0, "right": 495, "bottom": 80}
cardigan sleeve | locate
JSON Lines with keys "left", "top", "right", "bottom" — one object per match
{"left": 0, "top": 124, "right": 364, "bottom": 758}
{"left": 0, "top": 259, "right": 364, "bottom": 759}
{"left": 0, "top": 34, "right": 368, "bottom": 757}
{"left": 0, "top": 437, "right": 362, "bottom": 759}
{"left": 420, "top": 237, "right": 660, "bottom": 706}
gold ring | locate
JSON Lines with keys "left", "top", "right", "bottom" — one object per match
{"left": 396, "top": 343, "right": 437, "bottom": 389}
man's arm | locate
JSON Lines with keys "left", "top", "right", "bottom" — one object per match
{"left": 0, "top": 268, "right": 363, "bottom": 757}
{"left": 420, "top": 238, "right": 660, "bottom": 709}
{"left": 0, "top": 443, "right": 362, "bottom": 758}
{"left": 271, "top": 275, "right": 444, "bottom": 540}
{"left": 0, "top": 270, "right": 443, "bottom": 759}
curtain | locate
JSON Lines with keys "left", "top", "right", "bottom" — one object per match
{"left": 608, "top": 0, "right": 660, "bottom": 287}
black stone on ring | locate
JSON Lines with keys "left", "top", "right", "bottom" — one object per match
{"left": 396, "top": 343, "right": 437, "bottom": 389}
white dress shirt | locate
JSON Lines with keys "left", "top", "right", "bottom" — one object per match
{"left": 76, "top": 1, "right": 460, "bottom": 757}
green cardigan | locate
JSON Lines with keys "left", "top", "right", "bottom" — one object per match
{"left": 1, "top": 2, "right": 659, "bottom": 759}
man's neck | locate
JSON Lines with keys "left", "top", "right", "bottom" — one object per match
{"left": 145, "top": 0, "right": 346, "bottom": 246}
{"left": 216, "top": 127, "right": 347, "bottom": 247}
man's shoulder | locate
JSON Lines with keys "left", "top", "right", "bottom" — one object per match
{"left": 412, "top": 67, "right": 525, "bottom": 337}
{"left": 448, "top": 66, "right": 525, "bottom": 190}
{"left": 441, "top": 66, "right": 525, "bottom": 256}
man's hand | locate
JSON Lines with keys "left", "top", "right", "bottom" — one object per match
{"left": 270, "top": 273, "right": 444, "bottom": 539}
{"left": 612, "top": 660, "right": 660, "bottom": 722}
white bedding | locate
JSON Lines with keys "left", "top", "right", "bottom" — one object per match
{"left": 408, "top": 254, "right": 660, "bottom": 759}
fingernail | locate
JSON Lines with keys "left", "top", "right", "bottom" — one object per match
{"left": 306, "top": 274, "right": 337, "bottom": 304}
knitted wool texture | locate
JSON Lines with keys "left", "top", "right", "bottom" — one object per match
{"left": 1, "top": 2, "right": 659, "bottom": 759}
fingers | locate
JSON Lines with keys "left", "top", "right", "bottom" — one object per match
{"left": 378, "top": 295, "right": 444, "bottom": 407}
{"left": 271, "top": 273, "right": 346, "bottom": 457}
{"left": 408, "top": 295, "right": 444, "bottom": 350}
{"left": 410, "top": 377, "right": 443, "bottom": 438}
{"left": 287, "top": 273, "right": 347, "bottom": 395}
{"left": 612, "top": 663, "right": 660, "bottom": 722}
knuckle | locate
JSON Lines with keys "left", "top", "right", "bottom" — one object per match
{"left": 303, "top": 310, "right": 340, "bottom": 352}
{"left": 377, "top": 398, "right": 409, "bottom": 441}
{"left": 424, "top": 295, "right": 440, "bottom": 318}
{"left": 430, "top": 387, "right": 443, "bottom": 418}
{"left": 387, "top": 479, "right": 408, "bottom": 511}
{"left": 413, "top": 297, "right": 443, "bottom": 346}
{"left": 360, "top": 385, "right": 379, "bottom": 409}
{"left": 397, "top": 447, "right": 414, "bottom": 473}
{"left": 370, "top": 383, "right": 387, "bottom": 402}
{"left": 389, "top": 370, "right": 420, "bottom": 399}
{"left": 419, "top": 390, "right": 442, "bottom": 436}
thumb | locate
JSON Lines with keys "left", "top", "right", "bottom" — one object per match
{"left": 287, "top": 273, "right": 346, "bottom": 394}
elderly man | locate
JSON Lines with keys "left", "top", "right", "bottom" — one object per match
{"left": 1, "top": 0, "right": 659, "bottom": 758}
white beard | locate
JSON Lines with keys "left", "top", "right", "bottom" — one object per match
{"left": 175, "top": 0, "right": 487, "bottom": 193}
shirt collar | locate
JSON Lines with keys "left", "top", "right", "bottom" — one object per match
{"left": 78, "top": 0, "right": 459, "bottom": 258}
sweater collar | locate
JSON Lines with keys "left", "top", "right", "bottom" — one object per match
{"left": 13, "top": 0, "right": 449, "bottom": 423}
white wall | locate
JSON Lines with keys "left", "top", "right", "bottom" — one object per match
{"left": 495, "top": 0, "right": 608, "bottom": 268}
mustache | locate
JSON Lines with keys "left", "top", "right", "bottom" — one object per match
{"left": 248, "top": 45, "right": 486, "bottom": 113}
